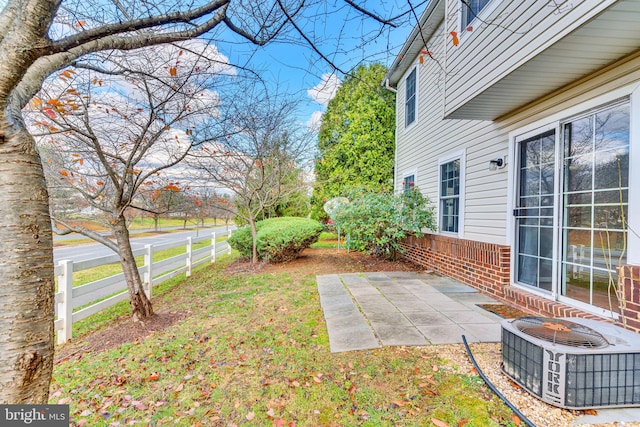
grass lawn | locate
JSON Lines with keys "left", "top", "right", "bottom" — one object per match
{"left": 51, "top": 238, "right": 517, "bottom": 426}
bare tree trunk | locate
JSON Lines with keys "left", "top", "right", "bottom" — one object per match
{"left": 250, "top": 218, "right": 259, "bottom": 264}
{"left": 0, "top": 126, "right": 54, "bottom": 404}
{"left": 112, "top": 217, "right": 153, "bottom": 319}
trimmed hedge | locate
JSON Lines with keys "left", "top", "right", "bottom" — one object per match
{"left": 228, "top": 217, "right": 323, "bottom": 262}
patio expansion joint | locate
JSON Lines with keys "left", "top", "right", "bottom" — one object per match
{"left": 343, "top": 273, "right": 431, "bottom": 345}
{"left": 339, "top": 275, "right": 385, "bottom": 348}
{"left": 317, "top": 273, "right": 381, "bottom": 353}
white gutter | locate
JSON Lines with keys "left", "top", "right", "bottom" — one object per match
{"left": 383, "top": 0, "right": 444, "bottom": 87}
{"left": 384, "top": 78, "right": 397, "bottom": 93}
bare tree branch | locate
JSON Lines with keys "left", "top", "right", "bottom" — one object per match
{"left": 342, "top": 0, "right": 398, "bottom": 28}
{"left": 49, "top": 1, "right": 230, "bottom": 54}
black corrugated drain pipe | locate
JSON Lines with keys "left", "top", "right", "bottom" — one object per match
{"left": 461, "top": 335, "right": 536, "bottom": 427}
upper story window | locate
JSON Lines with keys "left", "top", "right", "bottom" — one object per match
{"left": 405, "top": 68, "right": 416, "bottom": 128}
{"left": 462, "top": 0, "right": 491, "bottom": 27}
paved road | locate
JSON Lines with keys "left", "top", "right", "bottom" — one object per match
{"left": 53, "top": 226, "right": 234, "bottom": 264}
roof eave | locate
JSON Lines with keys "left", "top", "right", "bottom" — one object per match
{"left": 384, "top": 0, "right": 445, "bottom": 87}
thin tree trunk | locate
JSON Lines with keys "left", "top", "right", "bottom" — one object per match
{"left": 250, "top": 218, "right": 258, "bottom": 264}
{"left": 112, "top": 217, "right": 153, "bottom": 319}
{"left": 0, "top": 126, "right": 54, "bottom": 404}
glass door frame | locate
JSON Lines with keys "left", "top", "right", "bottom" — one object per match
{"left": 555, "top": 101, "right": 630, "bottom": 319}
{"left": 508, "top": 98, "right": 630, "bottom": 319}
{"left": 511, "top": 123, "right": 562, "bottom": 300}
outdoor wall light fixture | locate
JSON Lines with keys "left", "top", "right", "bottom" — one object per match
{"left": 489, "top": 156, "right": 506, "bottom": 171}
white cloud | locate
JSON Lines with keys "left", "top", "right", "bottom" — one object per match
{"left": 306, "top": 111, "right": 324, "bottom": 132}
{"left": 307, "top": 73, "right": 341, "bottom": 107}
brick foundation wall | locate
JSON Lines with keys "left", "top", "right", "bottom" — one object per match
{"left": 502, "top": 286, "right": 602, "bottom": 321}
{"left": 400, "top": 234, "right": 510, "bottom": 299}
{"left": 400, "top": 234, "right": 607, "bottom": 323}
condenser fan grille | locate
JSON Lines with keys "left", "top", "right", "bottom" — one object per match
{"left": 513, "top": 317, "right": 609, "bottom": 348}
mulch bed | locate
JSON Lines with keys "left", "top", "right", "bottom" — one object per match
{"left": 478, "top": 303, "right": 532, "bottom": 319}
{"left": 54, "top": 310, "right": 189, "bottom": 364}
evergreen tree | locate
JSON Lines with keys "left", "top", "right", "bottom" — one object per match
{"left": 311, "top": 63, "right": 396, "bottom": 220}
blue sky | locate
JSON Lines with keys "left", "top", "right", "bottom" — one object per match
{"left": 213, "top": 1, "right": 426, "bottom": 129}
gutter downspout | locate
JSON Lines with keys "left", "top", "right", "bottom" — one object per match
{"left": 382, "top": 78, "right": 399, "bottom": 194}
{"left": 384, "top": 78, "right": 397, "bottom": 93}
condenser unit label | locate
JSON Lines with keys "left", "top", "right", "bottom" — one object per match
{"left": 543, "top": 349, "right": 566, "bottom": 406}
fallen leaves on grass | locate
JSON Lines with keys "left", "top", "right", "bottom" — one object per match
{"left": 145, "top": 372, "right": 160, "bottom": 381}
{"left": 51, "top": 250, "right": 523, "bottom": 426}
{"left": 432, "top": 417, "right": 449, "bottom": 426}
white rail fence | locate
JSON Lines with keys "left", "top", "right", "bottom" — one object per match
{"left": 54, "top": 231, "right": 232, "bottom": 344}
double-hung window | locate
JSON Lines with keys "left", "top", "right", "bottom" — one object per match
{"left": 405, "top": 68, "right": 416, "bottom": 128}
{"left": 439, "top": 154, "right": 463, "bottom": 234}
{"left": 462, "top": 0, "right": 491, "bottom": 27}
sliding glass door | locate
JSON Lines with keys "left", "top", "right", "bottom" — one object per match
{"left": 513, "top": 101, "right": 629, "bottom": 314}
{"left": 561, "top": 103, "right": 629, "bottom": 310}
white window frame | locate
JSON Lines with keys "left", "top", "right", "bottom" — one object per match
{"left": 404, "top": 66, "right": 418, "bottom": 130}
{"left": 401, "top": 169, "right": 418, "bottom": 193}
{"left": 438, "top": 149, "right": 466, "bottom": 237}
{"left": 457, "top": 0, "right": 499, "bottom": 42}
{"left": 507, "top": 84, "right": 640, "bottom": 317}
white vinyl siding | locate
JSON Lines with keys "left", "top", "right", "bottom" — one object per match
{"left": 394, "top": 13, "right": 640, "bottom": 248}
{"left": 394, "top": 20, "right": 507, "bottom": 243}
{"left": 443, "top": 0, "right": 619, "bottom": 118}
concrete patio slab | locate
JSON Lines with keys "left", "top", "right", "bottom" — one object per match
{"left": 403, "top": 311, "right": 456, "bottom": 326}
{"left": 317, "top": 272, "right": 640, "bottom": 426}
{"left": 425, "top": 301, "right": 469, "bottom": 312}
{"left": 415, "top": 324, "right": 467, "bottom": 344}
{"left": 350, "top": 294, "right": 387, "bottom": 305}
{"left": 441, "top": 310, "right": 501, "bottom": 324}
{"left": 347, "top": 286, "right": 382, "bottom": 297}
{"left": 375, "top": 325, "right": 429, "bottom": 346}
{"left": 461, "top": 323, "right": 502, "bottom": 342}
{"left": 357, "top": 303, "right": 398, "bottom": 315}
{"left": 365, "top": 272, "right": 393, "bottom": 281}
{"left": 339, "top": 275, "right": 368, "bottom": 287}
{"left": 365, "top": 312, "right": 413, "bottom": 326}
{"left": 317, "top": 271, "right": 504, "bottom": 352}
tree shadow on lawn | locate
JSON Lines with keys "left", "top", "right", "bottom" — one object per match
{"left": 54, "top": 247, "right": 421, "bottom": 363}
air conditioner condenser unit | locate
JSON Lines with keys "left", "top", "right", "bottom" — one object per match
{"left": 501, "top": 316, "right": 640, "bottom": 409}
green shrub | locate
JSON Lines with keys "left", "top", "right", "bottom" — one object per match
{"left": 227, "top": 226, "right": 254, "bottom": 258}
{"left": 228, "top": 217, "right": 323, "bottom": 262}
{"left": 332, "top": 188, "right": 436, "bottom": 259}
